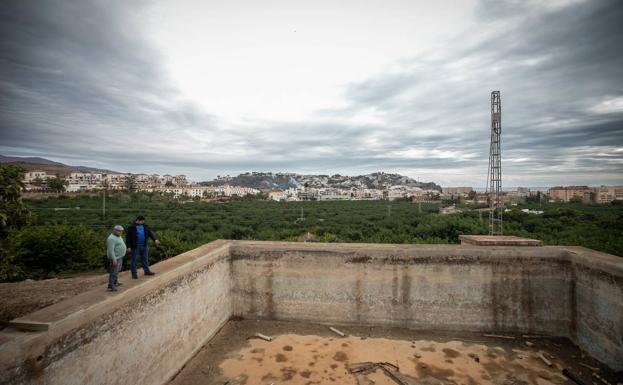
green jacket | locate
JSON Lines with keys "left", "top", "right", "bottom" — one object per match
{"left": 106, "top": 233, "right": 126, "bottom": 260}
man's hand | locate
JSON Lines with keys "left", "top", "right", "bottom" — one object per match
{"left": 111, "top": 259, "right": 118, "bottom": 267}
{"left": 155, "top": 239, "right": 161, "bottom": 246}
{"left": 127, "top": 248, "right": 131, "bottom": 253}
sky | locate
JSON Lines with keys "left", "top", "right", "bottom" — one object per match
{"left": 1, "top": 0, "right": 622, "bottom": 187}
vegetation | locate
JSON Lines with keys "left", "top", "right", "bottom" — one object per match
{"left": 0, "top": 165, "right": 34, "bottom": 280}
{"left": 0, "top": 186, "right": 621, "bottom": 282}
{"left": 0, "top": 165, "right": 33, "bottom": 235}
{"left": 46, "top": 177, "right": 68, "bottom": 193}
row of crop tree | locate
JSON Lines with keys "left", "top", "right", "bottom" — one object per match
{"left": 0, "top": 165, "right": 185, "bottom": 281}
{"left": 2, "top": 164, "right": 623, "bottom": 282}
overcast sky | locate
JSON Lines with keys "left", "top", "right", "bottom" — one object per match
{"left": 1, "top": 0, "right": 622, "bottom": 186}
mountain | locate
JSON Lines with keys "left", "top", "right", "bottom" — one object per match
{"left": 201, "top": 172, "right": 442, "bottom": 191}
{"left": 0, "top": 155, "right": 121, "bottom": 176}
{"left": 0, "top": 155, "right": 65, "bottom": 165}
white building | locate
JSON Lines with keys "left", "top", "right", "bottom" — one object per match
{"left": 23, "top": 171, "right": 52, "bottom": 183}
{"left": 65, "top": 183, "right": 91, "bottom": 192}
{"left": 442, "top": 187, "right": 473, "bottom": 197}
{"left": 104, "top": 173, "right": 130, "bottom": 190}
{"left": 594, "top": 186, "right": 623, "bottom": 204}
{"left": 155, "top": 185, "right": 260, "bottom": 199}
{"left": 317, "top": 189, "right": 350, "bottom": 201}
{"left": 269, "top": 190, "right": 288, "bottom": 201}
{"left": 68, "top": 172, "right": 102, "bottom": 186}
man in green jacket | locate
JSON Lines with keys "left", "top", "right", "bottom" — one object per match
{"left": 107, "top": 225, "right": 126, "bottom": 292}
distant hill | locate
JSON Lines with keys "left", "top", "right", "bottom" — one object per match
{"left": 0, "top": 155, "right": 65, "bottom": 166}
{"left": 201, "top": 172, "right": 442, "bottom": 191}
{"left": 0, "top": 155, "right": 121, "bottom": 177}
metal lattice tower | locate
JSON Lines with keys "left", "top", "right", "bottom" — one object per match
{"left": 487, "top": 91, "right": 503, "bottom": 235}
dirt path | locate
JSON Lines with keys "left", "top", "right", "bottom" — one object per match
{"left": 0, "top": 274, "right": 107, "bottom": 327}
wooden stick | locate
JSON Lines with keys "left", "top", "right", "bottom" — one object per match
{"left": 329, "top": 326, "right": 346, "bottom": 337}
{"left": 254, "top": 333, "right": 272, "bottom": 341}
{"left": 579, "top": 362, "right": 599, "bottom": 372}
{"left": 483, "top": 334, "right": 515, "bottom": 339}
{"left": 538, "top": 352, "right": 552, "bottom": 367}
{"left": 592, "top": 372, "right": 611, "bottom": 385}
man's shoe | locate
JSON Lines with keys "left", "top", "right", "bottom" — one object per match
{"left": 131, "top": 272, "right": 138, "bottom": 279}
{"left": 115, "top": 281, "right": 123, "bottom": 286}
{"left": 107, "top": 286, "right": 118, "bottom": 292}
{"left": 144, "top": 271, "right": 155, "bottom": 276}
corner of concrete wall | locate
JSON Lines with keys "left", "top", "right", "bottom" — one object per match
{"left": 563, "top": 247, "right": 623, "bottom": 371}
{"left": 228, "top": 241, "right": 622, "bottom": 371}
{"left": 0, "top": 241, "right": 234, "bottom": 385}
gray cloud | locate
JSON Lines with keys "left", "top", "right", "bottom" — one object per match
{"left": 317, "top": 0, "right": 623, "bottom": 185}
{"left": 0, "top": 0, "right": 218, "bottom": 164}
{"left": 0, "top": 0, "right": 622, "bottom": 186}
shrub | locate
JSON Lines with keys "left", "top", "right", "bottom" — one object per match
{"left": 149, "top": 230, "right": 192, "bottom": 263}
{"left": 5, "top": 224, "right": 104, "bottom": 279}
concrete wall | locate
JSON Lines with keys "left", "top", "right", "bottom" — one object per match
{"left": 0, "top": 240, "right": 231, "bottom": 385}
{"left": 1, "top": 240, "right": 621, "bottom": 385}
{"left": 229, "top": 241, "right": 623, "bottom": 371}
{"left": 568, "top": 247, "right": 623, "bottom": 371}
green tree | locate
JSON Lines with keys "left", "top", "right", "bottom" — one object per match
{"left": 0, "top": 164, "right": 32, "bottom": 236}
{"left": 149, "top": 231, "right": 191, "bottom": 263}
{"left": 47, "top": 177, "right": 68, "bottom": 193}
{"left": 125, "top": 175, "right": 137, "bottom": 192}
{"left": 31, "top": 177, "right": 44, "bottom": 187}
{"left": 0, "top": 234, "right": 26, "bottom": 281}
{"left": 11, "top": 224, "right": 103, "bottom": 279}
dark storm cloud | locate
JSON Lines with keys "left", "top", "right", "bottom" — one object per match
{"left": 0, "top": 0, "right": 216, "bottom": 164}
{"left": 0, "top": 0, "right": 622, "bottom": 185}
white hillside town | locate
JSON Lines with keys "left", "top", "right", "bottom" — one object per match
{"left": 21, "top": 170, "right": 441, "bottom": 201}
{"left": 21, "top": 170, "right": 623, "bottom": 203}
{"left": 22, "top": 171, "right": 258, "bottom": 198}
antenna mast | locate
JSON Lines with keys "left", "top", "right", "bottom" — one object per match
{"left": 487, "top": 91, "right": 503, "bottom": 235}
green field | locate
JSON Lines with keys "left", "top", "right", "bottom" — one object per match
{"left": 1, "top": 192, "right": 622, "bottom": 281}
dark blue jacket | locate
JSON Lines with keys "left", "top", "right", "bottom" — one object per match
{"left": 126, "top": 223, "right": 158, "bottom": 249}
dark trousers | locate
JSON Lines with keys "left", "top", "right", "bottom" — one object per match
{"left": 130, "top": 245, "right": 149, "bottom": 273}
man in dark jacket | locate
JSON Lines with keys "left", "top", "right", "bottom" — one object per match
{"left": 126, "top": 215, "right": 160, "bottom": 278}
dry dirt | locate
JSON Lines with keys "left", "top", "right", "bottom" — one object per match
{"left": 169, "top": 320, "right": 621, "bottom": 385}
{"left": 0, "top": 274, "right": 107, "bottom": 327}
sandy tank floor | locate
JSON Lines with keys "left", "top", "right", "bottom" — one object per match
{"left": 169, "top": 320, "right": 620, "bottom": 385}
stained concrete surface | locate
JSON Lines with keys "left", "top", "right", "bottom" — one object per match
{"left": 230, "top": 242, "right": 623, "bottom": 370}
{"left": 0, "top": 274, "right": 106, "bottom": 328}
{"left": 2, "top": 241, "right": 622, "bottom": 385}
{"left": 169, "top": 320, "right": 622, "bottom": 385}
{"left": 459, "top": 235, "right": 543, "bottom": 246}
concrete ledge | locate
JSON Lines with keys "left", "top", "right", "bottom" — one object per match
{"left": 1, "top": 240, "right": 232, "bottom": 385}
{"left": 459, "top": 235, "right": 543, "bottom": 246}
{"left": 8, "top": 240, "right": 230, "bottom": 333}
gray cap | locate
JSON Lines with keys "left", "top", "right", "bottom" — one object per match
{"left": 113, "top": 225, "right": 124, "bottom": 231}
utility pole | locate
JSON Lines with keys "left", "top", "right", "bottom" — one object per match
{"left": 487, "top": 91, "right": 503, "bottom": 235}
{"left": 296, "top": 207, "right": 305, "bottom": 222}
{"left": 102, "top": 190, "right": 106, "bottom": 219}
